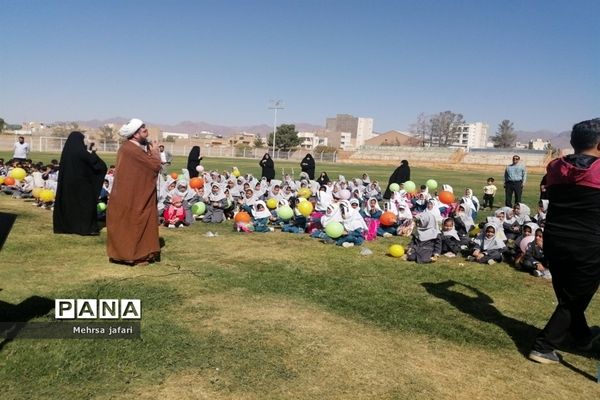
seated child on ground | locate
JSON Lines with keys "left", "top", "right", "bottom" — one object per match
{"left": 468, "top": 223, "right": 506, "bottom": 265}
{"left": 521, "top": 228, "right": 551, "bottom": 279}
{"left": 440, "top": 217, "right": 461, "bottom": 257}
{"left": 405, "top": 212, "right": 441, "bottom": 264}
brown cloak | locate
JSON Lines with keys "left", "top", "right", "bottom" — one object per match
{"left": 107, "top": 141, "right": 161, "bottom": 262}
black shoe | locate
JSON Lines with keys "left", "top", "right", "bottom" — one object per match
{"left": 528, "top": 350, "right": 560, "bottom": 364}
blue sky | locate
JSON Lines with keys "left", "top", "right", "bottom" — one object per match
{"left": 1, "top": 0, "right": 598, "bottom": 133}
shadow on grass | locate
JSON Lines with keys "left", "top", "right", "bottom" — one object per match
{"left": 422, "top": 280, "right": 539, "bottom": 357}
{"left": 0, "top": 294, "right": 54, "bottom": 351}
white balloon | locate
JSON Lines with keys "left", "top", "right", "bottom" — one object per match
{"left": 196, "top": 165, "right": 204, "bottom": 172}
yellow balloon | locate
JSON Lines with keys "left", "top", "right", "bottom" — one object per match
{"left": 388, "top": 244, "right": 405, "bottom": 258}
{"left": 298, "top": 187, "right": 312, "bottom": 199}
{"left": 232, "top": 169, "right": 241, "bottom": 177}
{"left": 266, "top": 198, "right": 278, "bottom": 209}
{"left": 32, "top": 187, "right": 43, "bottom": 198}
{"left": 39, "top": 189, "right": 56, "bottom": 202}
{"left": 0, "top": 176, "right": 4, "bottom": 185}
{"left": 297, "top": 200, "right": 313, "bottom": 217}
{"left": 10, "top": 167, "right": 27, "bottom": 180}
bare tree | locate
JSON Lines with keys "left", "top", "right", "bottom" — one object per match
{"left": 410, "top": 113, "right": 431, "bottom": 147}
{"left": 429, "top": 111, "right": 465, "bottom": 146}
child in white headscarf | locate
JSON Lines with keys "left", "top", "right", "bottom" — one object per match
{"left": 468, "top": 223, "right": 506, "bottom": 265}
{"left": 335, "top": 199, "right": 367, "bottom": 247}
{"left": 405, "top": 212, "right": 441, "bottom": 263}
{"left": 440, "top": 217, "right": 461, "bottom": 257}
{"left": 250, "top": 200, "right": 274, "bottom": 233}
{"left": 203, "top": 183, "right": 227, "bottom": 223}
{"left": 521, "top": 228, "right": 551, "bottom": 279}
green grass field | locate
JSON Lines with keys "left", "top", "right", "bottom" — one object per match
{"left": 0, "top": 153, "right": 599, "bottom": 399}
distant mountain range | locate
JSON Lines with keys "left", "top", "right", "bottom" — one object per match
{"left": 514, "top": 129, "right": 571, "bottom": 150}
{"left": 76, "top": 118, "right": 323, "bottom": 138}
{"left": 74, "top": 118, "right": 573, "bottom": 149}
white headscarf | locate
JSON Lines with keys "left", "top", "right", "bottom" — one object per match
{"left": 441, "top": 217, "right": 460, "bottom": 241}
{"left": 514, "top": 203, "right": 531, "bottom": 225}
{"left": 341, "top": 199, "right": 368, "bottom": 231}
{"left": 415, "top": 212, "right": 440, "bottom": 241}
{"left": 252, "top": 200, "right": 272, "bottom": 219}
{"left": 476, "top": 223, "right": 506, "bottom": 251}
{"left": 321, "top": 203, "right": 342, "bottom": 226}
{"left": 208, "top": 183, "right": 226, "bottom": 202}
{"left": 119, "top": 118, "right": 144, "bottom": 138}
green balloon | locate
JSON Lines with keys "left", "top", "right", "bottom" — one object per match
{"left": 426, "top": 179, "right": 438, "bottom": 191}
{"left": 325, "top": 221, "right": 344, "bottom": 239}
{"left": 97, "top": 202, "right": 107, "bottom": 212}
{"left": 389, "top": 183, "right": 400, "bottom": 192}
{"left": 403, "top": 180, "right": 416, "bottom": 193}
{"left": 192, "top": 202, "right": 206, "bottom": 215}
{"left": 277, "top": 205, "right": 294, "bottom": 221}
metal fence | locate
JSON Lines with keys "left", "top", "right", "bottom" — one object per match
{"left": 0, "top": 136, "right": 337, "bottom": 163}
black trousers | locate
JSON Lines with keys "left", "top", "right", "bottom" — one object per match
{"left": 504, "top": 180, "right": 523, "bottom": 207}
{"left": 532, "top": 235, "right": 600, "bottom": 353}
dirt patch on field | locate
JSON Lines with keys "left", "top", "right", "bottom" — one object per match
{"left": 126, "top": 292, "right": 600, "bottom": 400}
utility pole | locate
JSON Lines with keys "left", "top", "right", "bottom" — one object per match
{"left": 268, "top": 100, "right": 284, "bottom": 158}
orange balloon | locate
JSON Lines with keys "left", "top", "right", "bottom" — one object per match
{"left": 439, "top": 191, "right": 455, "bottom": 204}
{"left": 4, "top": 176, "right": 16, "bottom": 186}
{"left": 189, "top": 177, "right": 204, "bottom": 189}
{"left": 234, "top": 211, "right": 252, "bottom": 224}
{"left": 380, "top": 211, "right": 397, "bottom": 226}
{"left": 170, "top": 172, "right": 178, "bottom": 180}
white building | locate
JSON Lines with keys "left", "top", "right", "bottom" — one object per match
{"left": 529, "top": 138, "right": 550, "bottom": 151}
{"left": 162, "top": 131, "right": 189, "bottom": 140}
{"left": 297, "top": 131, "right": 328, "bottom": 150}
{"left": 325, "top": 114, "right": 374, "bottom": 148}
{"left": 452, "top": 122, "right": 488, "bottom": 149}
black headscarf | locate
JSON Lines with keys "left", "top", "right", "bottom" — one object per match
{"left": 53, "top": 131, "right": 107, "bottom": 235}
{"left": 259, "top": 153, "right": 275, "bottom": 181}
{"left": 316, "top": 171, "right": 330, "bottom": 185}
{"left": 300, "top": 153, "right": 316, "bottom": 180}
{"left": 383, "top": 160, "right": 411, "bottom": 199}
{"left": 187, "top": 146, "right": 201, "bottom": 178}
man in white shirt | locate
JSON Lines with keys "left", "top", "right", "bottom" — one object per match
{"left": 13, "top": 136, "right": 30, "bottom": 162}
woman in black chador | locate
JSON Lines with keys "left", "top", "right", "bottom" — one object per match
{"left": 259, "top": 153, "right": 275, "bottom": 182}
{"left": 300, "top": 153, "right": 316, "bottom": 180}
{"left": 383, "top": 159, "right": 411, "bottom": 199}
{"left": 53, "top": 131, "right": 107, "bottom": 235}
{"left": 187, "top": 146, "right": 203, "bottom": 178}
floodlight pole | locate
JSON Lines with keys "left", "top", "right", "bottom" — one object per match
{"left": 268, "top": 100, "right": 284, "bottom": 158}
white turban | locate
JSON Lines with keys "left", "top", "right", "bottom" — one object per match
{"left": 119, "top": 118, "right": 144, "bottom": 138}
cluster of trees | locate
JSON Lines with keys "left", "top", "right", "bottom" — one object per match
{"left": 411, "top": 111, "right": 466, "bottom": 147}
{"left": 411, "top": 112, "right": 518, "bottom": 148}
{"left": 266, "top": 124, "right": 301, "bottom": 151}
{"left": 0, "top": 118, "right": 23, "bottom": 133}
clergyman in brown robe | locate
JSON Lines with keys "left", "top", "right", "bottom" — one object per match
{"left": 107, "top": 118, "right": 162, "bottom": 265}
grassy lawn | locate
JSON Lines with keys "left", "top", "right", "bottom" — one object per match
{"left": 0, "top": 152, "right": 599, "bottom": 399}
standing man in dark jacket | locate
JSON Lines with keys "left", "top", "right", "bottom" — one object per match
{"left": 504, "top": 155, "right": 527, "bottom": 207}
{"left": 529, "top": 118, "right": 600, "bottom": 364}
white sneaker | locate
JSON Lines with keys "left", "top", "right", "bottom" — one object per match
{"left": 487, "top": 259, "right": 496, "bottom": 265}
{"left": 168, "top": 224, "right": 175, "bottom": 228}
{"left": 383, "top": 232, "right": 393, "bottom": 238}
{"left": 269, "top": 227, "right": 275, "bottom": 232}
{"left": 342, "top": 242, "right": 354, "bottom": 248}
{"left": 444, "top": 252, "right": 456, "bottom": 258}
